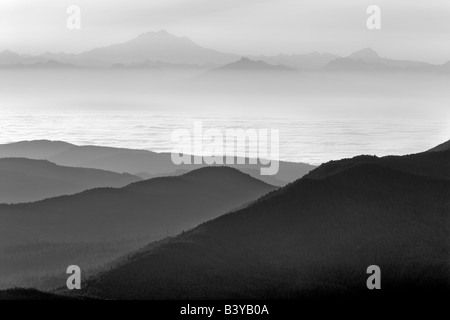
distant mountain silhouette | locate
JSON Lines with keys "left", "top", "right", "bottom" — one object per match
{"left": 78, "top": 30, "right": 238, "bottom": 65}
{"left": 0, "top": 50, "right": 23, "bottom": 65}
{"left": 214, "top": 57, "right": 294, "bottom": 72}
{"left": 0, "top": 60, "right": 78, "bottom": 69}
{"left": 324, "top": 57, "right": 402, "bottom": 72}
{"left": 0, "top": 50, "right": 86, "bottom": 68}
{"left": 325, "top": 48, "right": 448, "bottom": 72}
{"left": 115, "top": 59, "right": 213, "bottom": 70}
{"left": 349, "top": 48, "right": 438, "bottom": 70}
{"left": 0, "top": 166, "right": 276, "bottom": 245}
{"left": 79, "top": 143, "right": 450, "bottom": 299}
{"left": 196, "top": 57, "right": 299, "bottom": 86}
{"left": 248, "top": 52, "right": 340, "bottom": 70}
{"left": 1, "top": 39, "right": 447, "bottom": 72}
{"left": 39, "top": 52, "right": 108, "bottom": 68}
{"left": 0, "top": 158, "right": 140, "bottom": 204}
{"left": 0, "top": 31, "right": 238, "bottom": 67}
{"left": 0, "top": 140, "right": 315, "bottom": 186}
{"left": 348, "top": 48, "right": 381, "bottom": 63}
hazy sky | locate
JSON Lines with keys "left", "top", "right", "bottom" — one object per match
{"left": 0, "top": 0, "right": 449, "bottom": 63}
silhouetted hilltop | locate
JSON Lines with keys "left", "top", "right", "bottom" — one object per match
{"left": 183, "top": 165, "right": 270, "bottom": 181}
{"left": 427, "top": 139, "right": 450, "bottom": 153}
{"left": 305, "top": 149, "right": 450, "bottom": 180}
{"left": 80, "top": 143, "right": 450, "bottom": 299}
{"left": 79, "top": 30, "right": 238, "bottom": 65}
{"left": 0, "top": 167, "right": 276, "bottom": 245}
{"left": 0, "top": 158, "right": 140, "bottom": 204}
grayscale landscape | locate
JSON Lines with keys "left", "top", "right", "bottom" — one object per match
{"left": 0, "top": 0, "right": 448, "bottom": 305}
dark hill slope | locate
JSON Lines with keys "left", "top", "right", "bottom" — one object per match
{"left": 305, "top": 149, "right": 450, "bottom": 180}
{"left": 0, "top": 167, "right": 276, "bottom": 245}
{"left": 81, "top": 154, "right": 450, "bottom": 299}
{"left": 427, "top": 139, "right": 450, "bottom": 153}
{"left": 0, "top": 288, "right": 73, "bottom": 300}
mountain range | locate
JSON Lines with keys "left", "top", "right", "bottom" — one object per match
{"left": 0, "top": 166, "right": 276, "bottom": 245}
{"left": 1, "top": 31, "right": 448, "bottom": 73}
{"left": 0, "top": 139, "right": 448, "bottom": 299}
{"left": 75, "top": 141, "right": 450, "bottom": 299}
{"left": 0, "top": 140, "right": 315, "bottom": 186}
{"left": 0, "top": 166, "right": 276, "bottom": 289}
{"left": 0, "top": 31, "right": 238, "bottom": 68}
